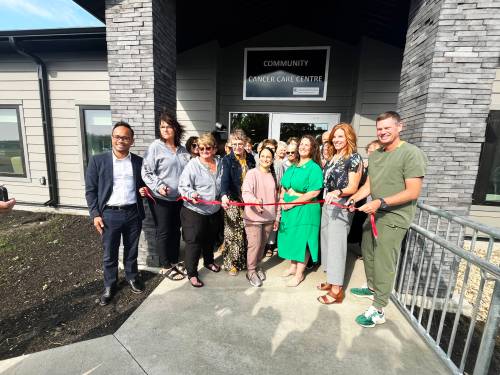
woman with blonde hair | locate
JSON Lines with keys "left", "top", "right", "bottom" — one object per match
{"left": 317, "top": 123, "right": 362, "bottom": 304}
{"left": 178, "top": 133, "right": 223, "bottom": 287}
{"left": 220, "top": 129, "right": 256, "bottom": 275}
{"left": 278, "top": 135, "right": 323, "bottom": 287}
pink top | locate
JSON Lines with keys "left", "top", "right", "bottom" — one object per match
{"left": 241, "top": 168, "right": 280, "bottom": 223}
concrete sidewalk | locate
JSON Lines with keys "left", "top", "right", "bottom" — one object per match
{"left": 0, "top": 252, "right": 449, "bottom": 375}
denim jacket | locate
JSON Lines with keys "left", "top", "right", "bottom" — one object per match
{"left": 221, "top": 151, "right": 256, "bottom": 201}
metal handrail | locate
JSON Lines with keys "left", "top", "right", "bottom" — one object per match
{"left": 417, "top": 202, "right": 500, "bottom": 239}
{"left": 392, "top": 202, "right": 500, "bottom": 375}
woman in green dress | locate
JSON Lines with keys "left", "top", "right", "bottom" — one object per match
{"left": 278, "top": 135, "right": 323, "bottom": 287}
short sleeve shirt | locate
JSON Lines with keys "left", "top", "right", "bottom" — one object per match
{"left": 368, "top": 142, "right": 427, "bottom": 228}
{"left": 323, "top": 152, "right": 362, "bottom": 194}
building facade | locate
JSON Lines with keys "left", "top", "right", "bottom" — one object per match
{"left": 0, "top": 0, "right": 499, "bottom": 265}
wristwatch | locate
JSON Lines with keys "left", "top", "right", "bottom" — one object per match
{"left": 378, "top": 198, "right": 389, "bottom": 210}
{"left": 348, "top": 199, "right": 355, "bottom": 206}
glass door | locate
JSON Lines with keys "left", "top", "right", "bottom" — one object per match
{"left": 270, "top": 113, "right": 340, "bottom": 142}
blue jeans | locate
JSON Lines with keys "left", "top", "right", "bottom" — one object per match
{"left": 102, "top": 206, "right": 142, "bottom": 287}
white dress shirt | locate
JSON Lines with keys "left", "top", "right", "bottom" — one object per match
{"left": 106, "top": 152, "right": 137, "bottom": 206}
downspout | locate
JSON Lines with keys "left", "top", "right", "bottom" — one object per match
{"left": 8, "top": 36, "right": 58, "bottom": 207}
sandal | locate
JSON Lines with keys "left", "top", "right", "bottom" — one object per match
{"left": 176, "top": 262, "right": 188, "bottom": 276}
{"left": 316, "top": 282, "right": 332, "bottom": 291}
{"left": 286, "top": 275, "right": 304, "bottom": 287}
{"left": 317, "top": 288, "right": 344, "bottom": 305}
{"left": 205, "top": 263, "right": 221, "bottom": 273}
{"left": 189, "top": 276, "right": 204, "bottom": 288}
{"left": 160, "top": 266, "right": 185, "bottom": 281}
{"left": 281, "top": 269, "right": 296, "bottom": 278}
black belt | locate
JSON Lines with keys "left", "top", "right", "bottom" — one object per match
{"left": 105, "top": 204, "right": 137, "bottom": 211}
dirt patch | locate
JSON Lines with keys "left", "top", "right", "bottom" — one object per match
{"left": 0, "top": 210, "right": 162, "bottom": 360}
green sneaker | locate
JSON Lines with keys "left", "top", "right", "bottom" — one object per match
{"left": 355, "top": 306, "right": 386, "bottom": 328}
{"left": 350, "top": 286, "right": 375, "bottom": 300}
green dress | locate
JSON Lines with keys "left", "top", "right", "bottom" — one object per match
{"left": 278, "top": 160, "right": 323, "bottom": 262}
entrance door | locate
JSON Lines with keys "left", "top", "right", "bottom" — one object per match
{"left": 270, "top": 113, "right": 340, "bottom": 142}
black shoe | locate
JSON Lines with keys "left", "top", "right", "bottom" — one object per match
{"left": 128, "top": 279, "right": 145, "bottom": 294}
{"left": 100, "top": 286, "right": 115, "bottom": 306}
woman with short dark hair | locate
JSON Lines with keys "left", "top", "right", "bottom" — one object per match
{"left": 142, "top": 112, "right": 190, "bottom": 280}
{"left": 185, "top": 136, "right": 199, "bottom": 158}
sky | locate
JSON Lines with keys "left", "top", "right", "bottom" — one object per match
{"left": 0, "top": 0, "right": 103, "bottom": 31}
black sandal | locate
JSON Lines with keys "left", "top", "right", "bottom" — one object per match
{"left": 176, "top": 262, "right": 188, "bottom": 276}
{"left": 189, "top": 276, "right": 204, "bottom": 288}
{"left": 205, "top": 263, "right": 221, "bottom": 273}
{"left": 161, "top": 266, "right": 185, "bottom": 281}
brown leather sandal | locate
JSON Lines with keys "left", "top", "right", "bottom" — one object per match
{"left": 316, "top": 282, "right": 332, "bottom": 291}
{"left": 317, "top": 288, "right": 344, "bottom": 305}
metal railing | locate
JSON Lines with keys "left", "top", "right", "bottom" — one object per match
{"left": 391, "top": 202, "right": 500, "bottom": 375}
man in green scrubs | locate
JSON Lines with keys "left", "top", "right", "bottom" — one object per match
{"left": 348, "top": 111, "right": 427, "bottom": 328}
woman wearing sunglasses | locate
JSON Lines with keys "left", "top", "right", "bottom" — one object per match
{"left": 220, "top": 129, "right": 256, "bottom": 276}
{"left": 178, "top": 133, "right": 223, "bottom": 287}
{"left": 185, "top": 136, "right": 199, "bottom": 159}
{"left": 142, "top": 112, "right": 190, "bottom": 280}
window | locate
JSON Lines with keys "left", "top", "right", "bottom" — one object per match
{"left": 229, "top": 112, "right": 269, "bottom": 146}
{"left": 473, "top": 111, "right": 500, "bottom": 205}
{"left": 80, "top": 106, "right": 112, "bottom": 168}
{"left": 0, "top": 106, "right": 26, "bottom": 177}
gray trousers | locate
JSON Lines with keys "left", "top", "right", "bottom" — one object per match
{"left": 320, "top": 200, "right": 353, "bottom": 285}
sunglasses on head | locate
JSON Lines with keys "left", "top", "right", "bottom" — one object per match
{"left": 199, "top": 146, "right": 213, "bottom": 152}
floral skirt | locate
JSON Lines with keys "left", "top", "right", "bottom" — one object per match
{"left": 222, "top": 205, "right": 247, "bottom": 271}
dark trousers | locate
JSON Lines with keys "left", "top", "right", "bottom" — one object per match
{"left": 152, "top": 199, "right": 183, "bottom": 266}
{"left": 102, "top": 207, "right": 142, "bottom": 288}
{"left": 180, "top": 206, "right": 222, "bottom": 278}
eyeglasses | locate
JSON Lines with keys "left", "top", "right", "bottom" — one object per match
{"left": 191, "top": 144, "right": 198, "bottom": 149}
{"left": 286, "top": 151, "right": 295, "bottom": 155}
{"left": 199, "top": 146, "right": 213, "bottom": 152}
{"left": 112, "top": 135, "right": 132, "bottom": 142}
{"left": 232, "top": 143, "right": 244, "bottom": 148}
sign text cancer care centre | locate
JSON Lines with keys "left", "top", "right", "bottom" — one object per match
{"left": 243, "top": 46, "right": 330, "bottom": 101}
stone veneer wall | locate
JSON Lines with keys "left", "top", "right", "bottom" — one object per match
{"left": 398, "top": 0, "right": 500, "bottom": 297}
{"left": 105, "top": 0, "right": 177, "bottom": 266}
{"left": 400, "top": 0, "right": 500, "bottom": 214}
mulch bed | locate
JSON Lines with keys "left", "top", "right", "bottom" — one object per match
{"left": 0, "top": 210, "right": 162, "bottom": 360}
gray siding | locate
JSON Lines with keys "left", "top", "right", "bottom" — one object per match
{"left": 176, "top": 42, "right": 217, "bottom": 138}
{"left": 0, "top": 52, "right": 109, "bottom": 207}
{"left": 352, "top": 38, "right": 403, "bottom": 155}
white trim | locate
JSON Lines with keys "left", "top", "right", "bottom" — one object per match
{"left": 0, "top": 104, "right": 31, "bottom": 182}
{"left": 243, "top": 46, "right": 330, "bottom": 101}
{"left": 228, "top": 111, "right": 272, "bottom": 138}
{"left": 270, "top": 112, "right": 340, "bottom": 140}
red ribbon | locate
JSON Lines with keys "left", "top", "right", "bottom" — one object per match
{"left": 142, "top": 186, "right": 378, "bottom": 239}
{"left": 175, "top": 195, "right": 378, "bottom": 239}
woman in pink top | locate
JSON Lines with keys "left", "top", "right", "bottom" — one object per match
{"left": 241, "top": 147, "right": 280, "bottom": 287}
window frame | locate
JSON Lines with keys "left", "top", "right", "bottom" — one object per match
{"left": 0, "top": 104, "right": 27, "bottom": 178}
{"left": 472, "top": 110, "right": 500, "bottom": 206}
{"left": 79, "top": 105, "right": 112, "bottom": 170}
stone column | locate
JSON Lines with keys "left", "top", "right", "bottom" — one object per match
{"left": 399, "top": 0, "right": 500, "bottom": 215}
{"left": 398, "top": 0, "right": 500, "bottom": 298}
{"left": 105, "top": 0, "right": 176, "bottom": 266}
